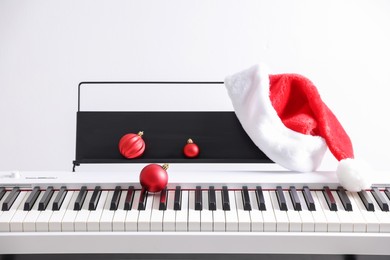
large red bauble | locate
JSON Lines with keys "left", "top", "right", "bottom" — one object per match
{"left": 183, "top": 139, "right": 199, "bottom": 158}
{"left": 139, "top": 164, "right": 169, "bottom": 192}
{"left": 118, "top": 131, "right": 145, "bottom": 159}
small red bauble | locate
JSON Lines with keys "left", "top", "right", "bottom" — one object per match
{"left": 183, "top": 138, "right": 200, "bottom": 158}
{"left": 139, "top": 163, "right": 169, "bottom": 192}
{"left": 118, "top": 131, "right": 145, "bottom": 159}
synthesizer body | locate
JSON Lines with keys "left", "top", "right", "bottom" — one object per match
{"left": 0, "top": 168, "right": 390, "bottom": 255}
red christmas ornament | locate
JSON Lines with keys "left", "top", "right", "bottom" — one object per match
{"left": 183, "top": 138, "right": 200, "bottom": 158}
{"left": 139, "top": 163, "right": 169, "bottom": 192}
{"left": 118, "top": 131, "right": 145, "bottom": 159}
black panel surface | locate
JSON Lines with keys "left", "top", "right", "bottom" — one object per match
{"left": 74, "top": 111, "right": 272, "bottom": 166}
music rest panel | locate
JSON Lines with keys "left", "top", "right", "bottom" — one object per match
{"left": 74, "top": 111, "right": 272, "bottom": 166}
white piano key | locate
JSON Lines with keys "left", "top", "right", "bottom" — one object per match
{"left": 235, "top": 191, "right": 251, "bottom": 232}
{"left": 284, "top": 191, "right": 302, "bottom": 232}
{"left": 213, "top": 190, "right": 226, "bottom": 232}
{"left": 36, "top": 191, "right": 59, "bottom": 232}
{"left": 0, "top": 192, "right": 27, "bottom": 232}
{"left": 225, "top": 190, "right": 238, "bottom": 232}
{"left": 125, "top": 190, "right": 140, "bottom": 231}
{"left": 366, "top": 191, "right": 390, "bottom": 232}
{"left": 87, "top": 191, "right": 108, "bottom": 231}
{"left": 49, "top": 191, "right": 74, "bottom": 232}
{"left": 201, "top": 191, "right": 213, "bottom": 232}
{"left": 0, "top": 191, "right": 9, "bottom": 201}
{"left": 344, "top": 191, "right": 367, "bottom": 232}
{"left": 99, "top": 191, "right": 115, "bottom": 231}
{"left": 331, "top": 191, "right": 353, "bottom": 232}
{"left": 9, "top": 192, "right": 31, "bottom": 232}
{"left": 175, "top": 190, "right": 188, "bottom": 232}
{"left": 23, "top": 192, "right": 46, "bottom": 231}
{"left": 0, "top": 191, "right": 10, "bottom": 219}
{"left": 296, "top": 191, "right": 315, "bottom": 232}
{"left": 248, "top": 190, "right": 263, "bottom": 232}
{"left": 309, "top": 191, "right": 327, "bottom": 232}
{"left": 269, "top": 191, "right": 289, "bottom": 232}
{"left": 150, "top": 193, "right": 164, "bottom": 231}
{"left": 162, "top": 191, "right": 175, "bottom": 231}
{"left": 61, "top": 191, "right": 81, "bottom": 231}
{"left": 113, "top": 190, "right": 129, "bottom": 231}
{"left": 137, "top": 192, "right": 154, "bottom": 231}
{"left": 351, "top": 192, "right": 380, "bottom": 233}
{"left": 315, "top": 191, "right": 340, "bottom": 232}
{"left": 188, "top": 191, "right": 200, "bottom": 231}
{"left": 262, "top": 191, "right": 277, "bottom": 232}
{"left": 74, "top": 191, "right": 93, "bottom": 231}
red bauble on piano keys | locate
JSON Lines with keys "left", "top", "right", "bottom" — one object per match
{"left": 118, "top": 131, "right": 145, "bottom": 159}
{"left": 139, "top": 163, "right": 169, "bottom": 192}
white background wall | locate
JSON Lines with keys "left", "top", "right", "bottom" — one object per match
{"left": 1, "top": 0, "right": 389, "bottom": 172}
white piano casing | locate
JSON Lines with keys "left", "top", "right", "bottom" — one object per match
{"left": 0, "top": 165, "right": 370, "bottom": 190}
{"left": 1, "top": 166, "right": 390, "bottom": 255}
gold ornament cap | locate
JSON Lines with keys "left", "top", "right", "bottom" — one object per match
{"left": 162, "top": 163, "right": 169, "bottom": 171}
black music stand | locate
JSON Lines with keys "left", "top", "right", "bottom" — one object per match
{"left": 72, "top": 82, "right": 272, "bottom": 171}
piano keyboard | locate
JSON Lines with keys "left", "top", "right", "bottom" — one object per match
{"left": 2, "top": 169, "right": 390, "bottom": 255}
{"left": 1, "top": 184, "right": 390, "bottom": 233}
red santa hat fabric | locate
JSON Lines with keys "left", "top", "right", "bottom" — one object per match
{"left": 224, "top": 64, "right": 370, "bottom": 191}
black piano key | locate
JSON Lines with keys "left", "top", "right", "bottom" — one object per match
{"left": 358, "top": 190, "right": 374, "bottom": 212}
{"left": 52, "top": 186, "right": 67, "bottom": 211}
{"left": 0, "top": 187, "right": 6, "bottom": 201}
{"left": 242, "top": 186, "right": 251, "bottom": 211}
{"left": 208, "top": 186, "right": 216, "bottom": 211}
{"left": 222, "top": 186, "right": 230, "bottom": 211}
{"left": 302, "top": 186, "right": 316, "bottom": 211}
{"left": 110, "top": 186, "right": 122, "bottom": 211}
{"left": 195, "top": 186, "right": 202, "bottom": 211}
{"left": 289, "top": 186, "right": 302, "bottom": 211}
{"left": 276, "top": 186, "right": 287, "bottom": 211}
{"left": 255, "top": 186, "right": 266, "bottom": 211}
{"left": 38, "top": 186, "right": 54, "bottom": 211}
{"left": 124, "top": 186, "right": 135, "bottom": 210}
{"left": 2, "top": 187, "right": 20, "bottom": 211}
{"left": 323, "top": 186, "right": 337, "bottom": 211}
{"left": 24, "top": 186, "right": 41, "bottom": 211}
{"left": 384, "top": 187, "right": 390, "bottom": 201}
{"left": 174, "top": 186, "right": 182, "bottom": 211}
{"left": 138, "top": 188, "right": 148, "bottom": 211}
{"left": 89, "top": 186, "right": 102, "bottom": 210}
{"left": 337, "top": 186, "right": 352, "bottom": 211}
{"left": 371, "top": 187, "right": 389, "bottom": 212}
{"left": 74, "top": 186, "right": 87, "bottom": 211}
{"left": 159, "top": 187, "right": 168, "bottom": 210}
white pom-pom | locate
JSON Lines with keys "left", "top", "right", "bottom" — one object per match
{"left": 336, "top": 158, "right": 372, "bottom": 192}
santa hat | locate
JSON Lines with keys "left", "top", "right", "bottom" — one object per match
{"left": 224, "top": 64, "right": 371, "bottom": 192}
